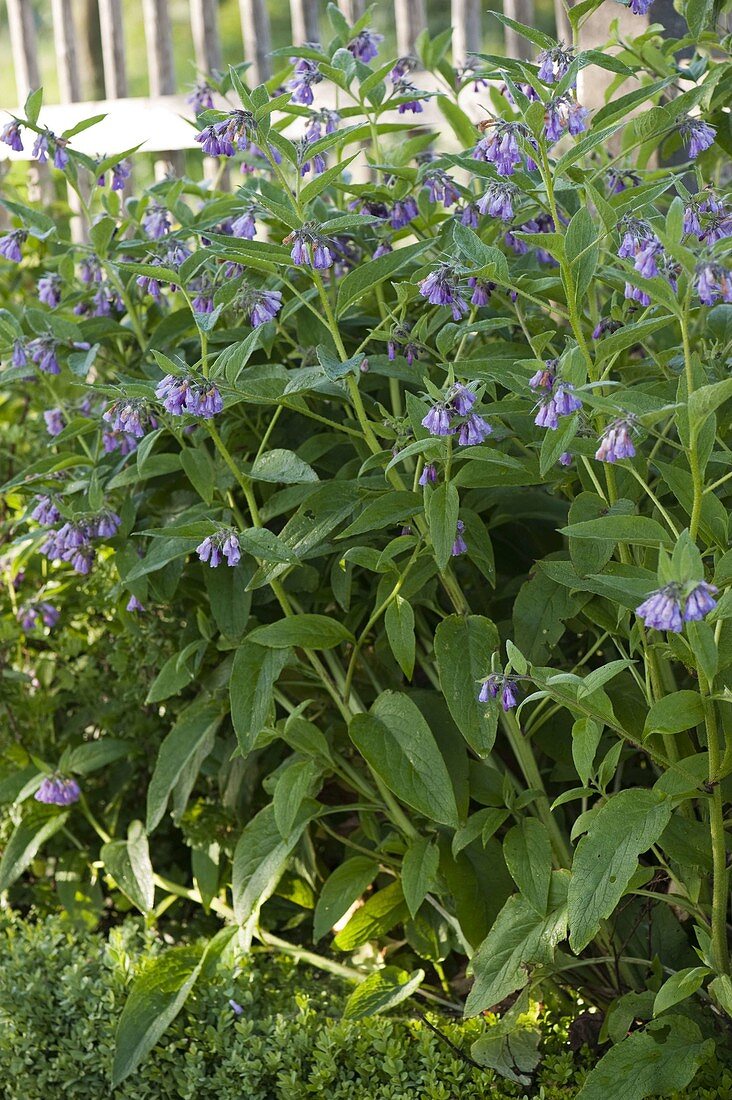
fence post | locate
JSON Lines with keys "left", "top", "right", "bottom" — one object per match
{"left": 97, "top": 0, "right": 128, "bottom": 98}
{"left": 452, "top": 0, "right": 481, "bottom": 66}
{"left": 191, "top": 0, "right": 222, "bottom": 75}
{"left": 502, "top": 0, "right": 535, "bottom": 59}
{"left": 394, "top": 0, "right": 427, "bottom": 56}
{"left": 7, "top": 0, "right": 41, "bottom": 101}
{"left": 290, "top": 0, "right": 320, "bottom": 44}
{"left": 338, "top": 0, "right": 365, "bottom": 22}
{"left": 239, "top": 0, "right": 272, "bottom": 83}
{"left": 142, "top": 0, "right": 176, "bottom": 96}
{"left": 52, "top": 0, "right": 83, "bottom": 102}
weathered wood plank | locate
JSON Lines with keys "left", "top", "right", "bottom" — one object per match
{"left": 502, "top": 0, "right": 535, "bottom": 60}
{"left": 394, "top": 0, "right": 427, "bottom": 57}
{"left": 452, "top": 0, "right": 481, "bottom": 66}
{"left": 7, "top": 0, "right": 41, "bottom": 101}
{"left": 337, "top": 0, "right": 365, "bottom": 22}
{"left": 142, "top": 0, "right": 176, "bottom": 95}
{"left": 52, "top": 0, "right": 83, "bottom": 103}
{"left": 239, "top": 0, "right": 272, "bottom": 83}
{"left": 98, "top": 0, "right": 128, "bottom": 98}
{"left": 191, "top": 0, "right": 222, "bottom": 73}
{"left": 290, "top": 0, "right": 320, "bottom": 45}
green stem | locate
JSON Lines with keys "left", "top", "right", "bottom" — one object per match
{"left": 700, "top": 672, "right": 730, "bottom": 974}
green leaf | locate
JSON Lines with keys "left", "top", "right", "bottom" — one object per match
{"left": 63, "top": 739, "right": 132, "bottom": 775}
{"left": 489, "top": 11, "right": 555, "bottom": 48}
{"left": 300, "top": 151, "right": 358, "bottom": 205}
{"left": 435, "top": 615, "right": 500, "bottom": 756}
{"left": 232, "top": 803, "right": 307, "bottom": 939}
{"left": 334, "top": 881, "right": 409, "bottom": 950}
{"left": 436, "top": 94, "right": 477, "bottom": 146}
{"left": 643, "top": 692, "right": 704, "bottom": 738}
{"left": 101, "top": 821, "right": 155, "bottom": 914}
{"left": 560, "top": 515, "right": 674, "bottom": 547}
{"left": 453, "top": 807, "right": 510, "bottom": 855}
{"left": 0, "top": 808, "right": 69, "bottom": 892}
{"left": 426, "top": 481, "right": 459, "bottom": 571}
{"left": 180, "top": 447, "right": 216, "bottom": 503}
{"left": 654, "top": 967, "right": 709, "bottom": 1016}
{"left": 229, "top": 641, "right": 289, "bottom": 756}
{"left": 687, "top": 378, "right": 732, "bottom": 433}
{"left": 465, "top": 872, "right": 569, "bottom": 1015}
{"left": 273, "top": 759, "right": 319, "bottom": 838}
{"left": 112, "top": 946, "right": 205, "bottom": 1086}
{"left": 349, "top": 692, "right": 460, "bottom": 828}
{"left": 146, "top": 700, "right": 222, "bottom": 832}
{"left": 24, "top": 86, "right": 43, "bottom": 125}
{"left": 248, "top": 614, "right": 353, "bottom": 649}
{"left": 338, "top": 491, "right": 422, "bottom": 539}
{"left": 568, "top": 789, "right": 672, "bottom": 952}
{"left": 709, "top": 975, "right": 732, "bottom": 1018}
{"left": 250, "top": 448, "right": 319, "bottom": 484}
{"left": 513, "top": 568, "right": 586, "bottom": 664}
{"left": 565, "top": 208, "right": 599, "bottom": 299}
{"left": 342, "top": 967, "right": 425, "bottom": 1020}
{"left": 313, "top": 856, "right": 379, "bottom": 941}
{"left": 336, "top": 241, "right": 431, "bottom": 316}
{"left": 571, "top": 718, "right": 603, "bottom": 786}
{"left": 402, "top": 837, "right": 440, "bottom": 917}
{"left": 575, "top": 1016, "right": 713, "bottom": 1100}
{"left": 503, "top": 819, "right": 552, "bottom": 916}
{"left": 384, "top": 595, "right": 416, "bottom": 678}
{"left": 203, "top": 564, "right": 252, "bottom": 638}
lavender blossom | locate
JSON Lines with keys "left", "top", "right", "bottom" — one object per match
{"left": 535, "top": 383, "right": 581, "bottom": 430}
{"left": 418, "top": 265, "right": 469, "bottom": 319}
{"left": 448, "top": 384, "right": 477, "bottom": 416}
{"left": 231, "top": 209, "right": 257, "bottom": 239}
{"left": 43, "top": 408, "right": 65, "bottom": 437}
{"left": 12, "top": 340, "right": 27, "bottom": 367}
{"left": 27, "top": 336, "right": 60, "bottom": 375}
{"left": 537, "top": 44, "right": 575, "bottom": 84}
{"left": 187, "top": 81, "right": 215, "bottom": 114}
{"left": 126, "top": 595, "right": 145, "bottom": 612}
{"left": 695, "top": 262, "right": 732, "bottom": 306}
{"left": 31, "top": 495, "right": 61, "bottom": 524}
{"left": 683, "top": 582, "right": 718, "bottom": 621}
{"left": 595, "top": 419, "right": 636, "bottom": 463}
{"left": 1, "top": 120, "right": 23, "bottom": 152}
{"left": 545, "top": 95, "right": 589, "bottom": 142}
{"left": 477, "top": 181, "right": 517, "bottom": 222}
{"left": 628, "top": 0, "right": 653, "bottom": 10}
{"left": 458, "top": 413, "right": 492, "bottom": 446}
{"left": 468, "top": 278, "right": 494, "bottom": 306}
{"left": 288, "top": 59, "right": 322, "bottom": 106}
{"left": 393, "top": 80, "right": 425, "bottom": 114}
{"left": 249, "top": 289, "right": 282, "bottom": 328}
{"left": 348, "top": 29, "right": 383, "bottom": 62}
{"left": 142, "top": 204, "right": 171, "bottom": 240}
{"left": 38, "top": 274, "right": 62, "bottom": 308}
{"left": 636, "top": 584, "right": 684, "bottom": 632}
{"left": 451, "top": 519, "right": 467, "bottom": 556}
{"left": 681, "top": 118, "right": 716, "bottom": 159}
{"left": 424, "top": 170, "right": 460, "bottom": 208}
{"left": 111, "top": 159, "right": 131, "bottom": 191}
{"left": 156, "top": 374, "right": 223, "bottom": 418}
{"left": 35, "top": 775, "right": 81, "bottom": 806}
{"left": 419, "top": 463, "right": 438, "bottom": 486}
{"left": 32, "top": 132, "right": 49, "bottom": 163}
{"left": 0, "top": 230, "right": 27, "bottom": 263}
{"left": 196, "top": 530, "right": 242, "bottom": 568}
{"left": 422, "top": 404, "right": 453, "bottom": 437}
{"left": 389, "top": 198, "right": 418, "bottom": 229}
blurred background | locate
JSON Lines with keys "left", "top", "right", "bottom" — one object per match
{"left": 0, "top": 0, "right": 558, "bottom": 105}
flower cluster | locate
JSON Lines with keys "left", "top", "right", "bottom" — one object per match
{"left": 421, "top": 384, "right": 492, "bottom": 446}
{"left": 155, "top": 375, "right": 223, "bottom": 418}
{"left": 479, "top": 674, "right": 518, "bottom": 710}
{"left": 196, "top": 530, "right": 242, "bottom": 568}
{"left": 530, "top": 362, "right": 582, "bottom": 430}
{"left": 474, "top": 121, "right": 538, "bottom": 176}
{"left": 35, "top": 775, "right": 81, "bottom": 806}
{"left": 636, "top": 581, "right": 718, "bottom": 633}
{"left": 17, "top": 601, "right": 59, "bottom": 630}
{"left": 39, "top": 511, "right": 121, "bottom": 575}
{"left": 196, "top": 110, "right": 257, "bottom": 156}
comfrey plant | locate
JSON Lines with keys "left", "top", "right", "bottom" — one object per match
{"left": 0, "top": 4, "right": 731, "bottom": 1093}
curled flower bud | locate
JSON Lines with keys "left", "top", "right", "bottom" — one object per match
{"left": 595, "top": 419, "right": 636, "bottom": 463}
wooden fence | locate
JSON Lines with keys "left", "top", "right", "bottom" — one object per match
{"left": 0, "top": 0, "right": 656, "bottom": 159}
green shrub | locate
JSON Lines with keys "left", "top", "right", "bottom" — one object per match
{"left": 0, "top": 913, "right": 580, "bottom": 1099}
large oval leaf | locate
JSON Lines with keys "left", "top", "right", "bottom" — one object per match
{"left": 434, "top": 615, "right": 499, "bottom": 756}
{"left": 349, "top": 691, "right": 460, "bottom": 828}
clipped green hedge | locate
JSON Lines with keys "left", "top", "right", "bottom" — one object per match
{"left": 0, "top": 914, "right": 580, "bottom": 1099}
{"left": 1, "top": 914, "right": 731, "bottom": 1100}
